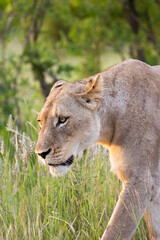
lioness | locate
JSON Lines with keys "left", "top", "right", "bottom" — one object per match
{"left": 35, "top": 59, "right": 160, "bottom": 240}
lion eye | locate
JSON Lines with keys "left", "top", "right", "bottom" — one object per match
{"left": 57, "top": 117, "right": 69, "bottom": 126}
{"left": 37, "top": 119, "right": 42, "bottom": 129}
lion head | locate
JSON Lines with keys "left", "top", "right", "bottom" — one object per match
{"left": 35, "top": 75, "right": 103, "bottom": 176}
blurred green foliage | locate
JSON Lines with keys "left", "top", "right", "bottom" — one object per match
{"left": 0, "top": 0, "right": 160, "bottom": 130}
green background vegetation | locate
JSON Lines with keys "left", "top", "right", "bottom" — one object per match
{"left": 0, "top": 0, "right": 160, "bottom": 239}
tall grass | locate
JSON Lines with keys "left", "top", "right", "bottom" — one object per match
{"left": 0, "top": 117, "right": 148, "bottom": 240}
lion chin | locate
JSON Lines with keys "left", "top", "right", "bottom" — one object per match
{"left": 49, "top": 165, "right": 70, "bottom": 177}
{"left": 38, "top": 156, "right": 72, "bottom": 177}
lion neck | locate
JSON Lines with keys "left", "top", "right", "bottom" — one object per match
{"left": 97, "top": 94, "right": 117, "bottom": 148}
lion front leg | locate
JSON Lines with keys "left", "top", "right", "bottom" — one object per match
{"left": 101, "top": 181, "right": 150, "bottom": 240}
{"left": 144, "top": 192, "right": 160, "bottom": 240}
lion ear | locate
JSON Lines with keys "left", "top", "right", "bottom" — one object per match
{"left": 50, "top": 80, "right": 66, "bottom": 93}
{"left": 54, "top": 80, "right": 66, "bottom": 88}
{"left": 76, "top": 74, "right": 103, "bottom": 110}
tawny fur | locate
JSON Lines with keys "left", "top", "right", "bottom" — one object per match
{"left": 35, "top": 59, "right": 160, "bottom": 239}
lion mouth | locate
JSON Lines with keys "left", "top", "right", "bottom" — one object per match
{"left": 48, "top": 155, "right": 74, "bottom": 167}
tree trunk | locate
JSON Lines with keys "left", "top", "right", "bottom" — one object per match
{"left": 122, "top": 0, "right": 146, "bottom": 61}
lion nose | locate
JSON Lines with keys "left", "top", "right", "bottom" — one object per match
{"left": 37, "top": 148, "right": 51, "bottom": 159}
